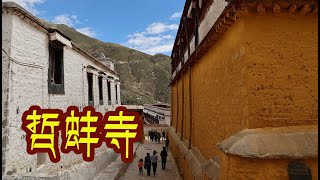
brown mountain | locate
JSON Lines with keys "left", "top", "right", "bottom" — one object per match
{"left": 55, "top": 24, "right": 171, "bottom": 105}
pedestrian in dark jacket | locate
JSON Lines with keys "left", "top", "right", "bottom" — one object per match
{"left": 144, "top": 153, "right": 152, "bottom": 176}
{"left": 165, "top": 137, "right": 169, "bottom": 151}
{"left": 150, "top": 130, "right": 154, "bottom": 141}
{"left": 153, "top": 131, "right": 157, "bottom": 142}
{"left": 157, "top": 132, "right": 161, "bottom": 143}
{"left": 155, "top": 131, "right": 159, "bottom": 142}
{"left": 160, "top": 147, "right": 168, "bottom": 170}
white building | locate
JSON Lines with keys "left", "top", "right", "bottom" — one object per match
{"left": 143, "top": 104, "right": 171, "bottom": 125}
{"left": 2, "top": 2, "right": 121, "bottom": 179}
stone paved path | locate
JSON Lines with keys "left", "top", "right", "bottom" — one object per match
{"left": 119, "top": 137, "right": 182, "bottom": 180}
{"left": 94, "top": 143, "right": 140, "bottom": 180}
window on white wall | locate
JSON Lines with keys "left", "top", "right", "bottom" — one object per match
{"left": 107, "top": 80, "right": 111, "bottom": 104}
{"left": 87, "top": 73, "right": 94, "bottom": 106}
{"left": 115, "top": 84, "right": 118, "bottom": 104}
{"left": 48, "top": 41, "right": 64, "bottom": 94}
{"left": 98, "top": 76, "right": 103, "bottom": 105}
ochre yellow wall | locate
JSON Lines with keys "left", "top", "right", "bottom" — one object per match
{"left": 192, "top": 15, "right": 248, "bottom": 159}
{"left": 182, "top": 69, "right": 190, "bottom": 142}
{"left": 170, "top": 12, "right": 318, "bottom": 180}
{"left": 177, "top": 78, "right": 182, "bottom": 136}
{"left": 243, "top": 14, "right": 318, "bottom": 128}
{"left": 224, "top": 155, "right": 318, "bottom": 180}
{"left": 171, "top": 83, "right": 177, "bottom": 130}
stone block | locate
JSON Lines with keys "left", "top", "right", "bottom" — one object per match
{"left": 201, "top": 156, "right": 220, "bottom": 180}
{"left": 217, "top": 126, "right": 318, "bottom": 159}
{"left": 20, "top": 172, "right": 59, "bottom": 180}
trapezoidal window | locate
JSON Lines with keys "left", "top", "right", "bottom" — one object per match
{"left": 87, "top": 73, "right": 94, "bottom": 106}
{"left": 107, "top": 80, "right": 111, "bottom": 104}
{"left": 98, "top": 76, "right": 103, "bottom": 105}
{"left": 115, "top": 84, "right": 118, "bottom": 104}
{"left": 48, "top": 41, "right": 64, "bottom": 94}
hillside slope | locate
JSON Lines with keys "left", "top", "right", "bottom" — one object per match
{"left": 56, "top": 24, "right": 171, "bottom": 105}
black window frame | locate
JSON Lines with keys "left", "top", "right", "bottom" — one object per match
{"left": 193, "top": 6, "right": 199, "bottom": 48}
{"left": 115, "top": 83, "right": 118, "bottom": 104}
{"left": 98, "top": 76, "right": 103, "bottom": 105}
{"left": 48, "top": 41, "right": 65, "bottom": 94}
{"left": 87, "top": 72, "right": 94, "bottom": 106}
{"left": 107, "top": 80, "right": 111, "bottom": 105}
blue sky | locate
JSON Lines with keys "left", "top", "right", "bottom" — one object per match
{"left": 3, "top": 0, "right": 185, "bottom": 55}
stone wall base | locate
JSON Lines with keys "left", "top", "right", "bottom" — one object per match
{"left": 168, "top": 127, "right": 220, "bottom": 180}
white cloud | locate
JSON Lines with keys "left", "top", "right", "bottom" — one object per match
{"left": 146, "top": 22, "right": 178, "bottom": 34}
{"left": 125, "top": 32, "right": 175, "bottom": 55}
{"left": 144, "top": 44, "right": 174, "bottom": 55}
{"left": 124, "top": 12, "right": 182, "bottom": 55}
{"left": 52, "top": 14, "right": 96, "bottom": 37}
{"left": 76, "top": 27, "right": 97, "bottom": 38}
{"left": 170, "top": 12, "right": 182, "bottom": 20}
{"left": 2, "top": 0, "right": 46, "bottom": 15}
{"left": 52, "top": 14, "right": 76, "bottom": 26}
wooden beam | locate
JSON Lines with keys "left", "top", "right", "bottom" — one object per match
{"left": 226, "top": 13, "right": 237, "bottom": 21}
{"left": 220, "top": 22, "right": 231, "bottom": 29}
{"left": 257, "top": 3, "right": 266, "bottom": 14}
{"left": 288, "top": 4, "right": 297, "bottom": 14}
{"left": 223, "top": 17, "right": 234, "bottom": 25}
{"left": 219, "top": 26, "right": 228, "bottom": 31}
{"left": 300, "top": 3, "right": 311, "bottom": 15}
{"left": 273, "top": 3, "right": 281, "bottom": 14}
{"left": 215, "top": 26, "right": 219, "bottom": 32}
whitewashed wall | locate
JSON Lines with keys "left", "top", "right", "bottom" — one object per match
{"left": 2, "top": 12, "right": 13, "bottom": 176}
{"left": 198, "top": 0, "right": 229, "bottom": 44}
{"left": 2, "top": 11, "right": 121, "bottom": 179}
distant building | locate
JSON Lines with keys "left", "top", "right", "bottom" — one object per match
{"left": 169, "top": 0, "right": 318, "bottom": 179}
{"left": 2, "top": 2, "right": 121, "bottom": 179}
{"left": 143, "top": 104, "right": 171, "bottom": 125}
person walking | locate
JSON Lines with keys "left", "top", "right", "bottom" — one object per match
{"left": 157, "top": 132, "right": 161, "bottom": 143}
{"left": 162, "top": 131, "right": 166, "bottom": 140}
{"left": 151, "top": 150, "right": 158, "bottom": 176}
{"left": 155, "top": 131, "right": 159, "bottom": 142}
{"left": 160, "top": 147, "right": 168, "bottom": 170}
{"left": 148, "top": 130, "right": 151, "bottom": 139}
{"left": 165, "top": 136, "right": 170, "bottom": 151}
{"left": 138, "top": 158, "right": 144, "bottom": 175}
{"left": 144, "top": 153, "right": 152, "bottom": 176}
{"left": 153, "top": 131, "right": 157, "bottom": 142}
{"left": 150, "top": 130, "right": 154, "bottom": 141}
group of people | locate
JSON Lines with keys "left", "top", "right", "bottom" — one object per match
{"left": 148, "top": 130, "right": 166, "bottom": 142}
{"left": 138, "top": 147, "right": 168, "bottom": 176}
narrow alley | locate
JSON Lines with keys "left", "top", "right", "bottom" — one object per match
{"left": 119, "top": 137, "right": 182, "bottom": 180}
